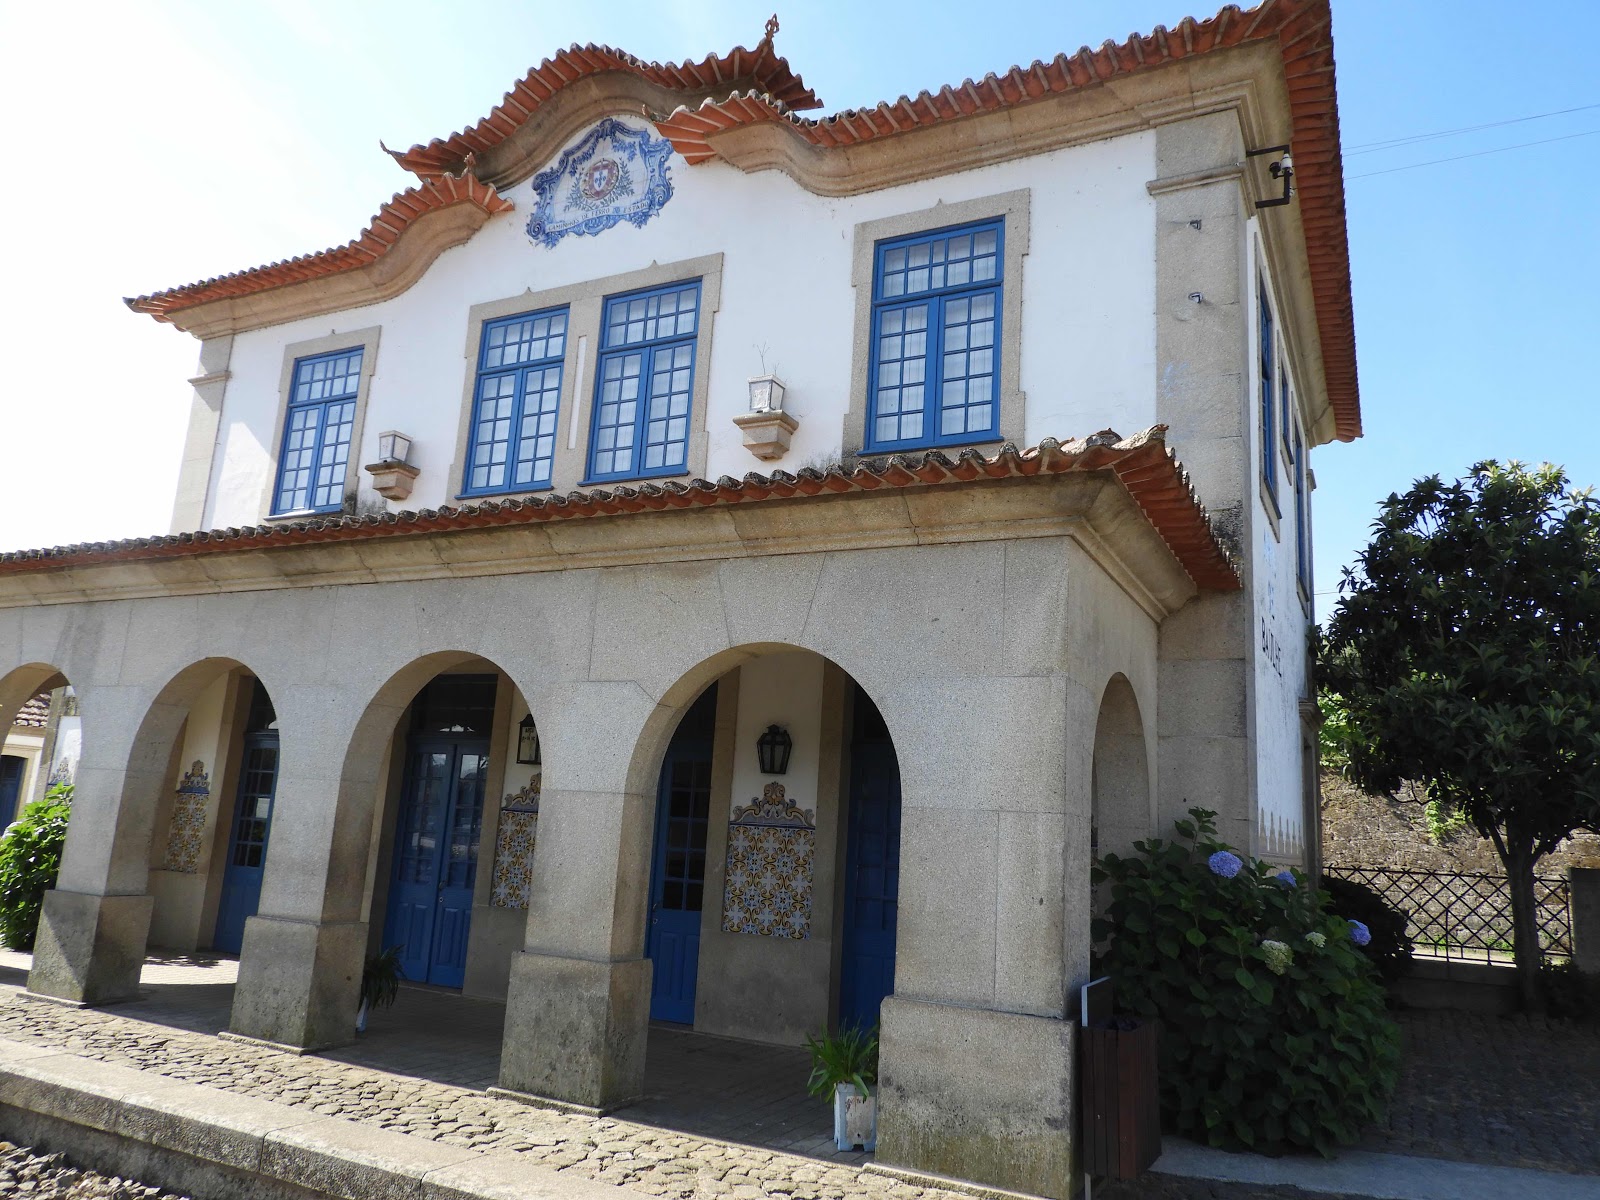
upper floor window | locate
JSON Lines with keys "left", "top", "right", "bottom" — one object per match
{"left": 1257, "top": 278, "right": 1278, "bottom": 512}
{"left": 274, "top": 347, "right": 361, "bottom": 515}
{"left": 587, "top": 281, "right": 701, "bottom": 483}
{"left": 1292, "top": 423, "right": 1311, "bottom": 598}
{"left": 464, "top": 307, "right": 568, "bottom": 496}
{"left": 867, "top": 219, "right": 1003, "bottom": 453}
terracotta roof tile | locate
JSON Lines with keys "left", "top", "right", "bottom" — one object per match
{"left": 653, "top": 0, "right": 1360, "bottom": 442}
{"left": 390, "top": 37, "right": 821, "bottom": 179}
{"left": 0, "top": 429, "right": 1237, "bottom": 592}
{"left": 11, "top": 692, "right": 50, "bottom": 728}
{"left": 125, "top": 171, "right": 512, "bottom": 323}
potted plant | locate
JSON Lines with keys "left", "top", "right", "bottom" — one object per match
{"left": 805, "top": 1023, "right": 878, "bottom": 1151}
{"left": 356, "top": 945, "right": 404, "bottom": 1033}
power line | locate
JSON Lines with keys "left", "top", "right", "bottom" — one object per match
{"left": 1345, "top": 101, "right": 1600, "bottom": 155}
{"left": 1346, "top": 127, "right": 1600, "bottom": 180}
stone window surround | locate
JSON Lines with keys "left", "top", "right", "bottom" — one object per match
{"left": 448, "top": 253, "right": 724, "bottom": 499}
{"left": 259, "top": 327, "right": 382, "bottom": 522}
{"left": 844, "top": 189, "right": 1030, "bottom": 461}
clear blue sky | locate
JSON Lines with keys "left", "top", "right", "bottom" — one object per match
{"left": 1, "top": 0, "right": 1594, "bottom": 617}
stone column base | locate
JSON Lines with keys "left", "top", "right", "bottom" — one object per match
{"left": 876, "top": 995, "right": 1077, "bottom": 1199}
{"left": 498, "top": 952, "right": 651, "bottom": 1110}
{"left": 28, "top": 890, "right": 153, "bottom": 1006}
{"left": 229, "top": 916, "right": 366, "bottom": 1051}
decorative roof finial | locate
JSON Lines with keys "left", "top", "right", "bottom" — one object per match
{"left": 764, "top": 13, "right": 780, "bottom": 42}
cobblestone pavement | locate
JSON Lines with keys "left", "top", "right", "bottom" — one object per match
{"left": 0, "top": 989, "right": 949, "bottom": 1200}
{"left": 1360, "top": 1009, "right": 1600, "bottom": 1175}
{"left": 0, "top": 1140, "right": 192, "bottom": 1199}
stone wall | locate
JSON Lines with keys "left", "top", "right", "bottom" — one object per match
{"left": 1321, "top": 771, "right": 1600, "bottom": 874}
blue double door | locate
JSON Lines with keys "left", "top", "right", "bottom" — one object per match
{"left": 383, "top": 736, "right": 489, "bottom": 989}
{"left": 645, "top": 686, "right": 716, "bottom": 1024}
{"left": 213, "top": 733, "right": 279, "bottom": 955}
{"left": 839, "top": 691, "right": 903, "bottom": 1032}
{"left": 0, "top": 755, "right": 24, "bottom": 828}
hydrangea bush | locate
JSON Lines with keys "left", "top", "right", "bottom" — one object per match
{"left": 1092, "top": 807, "right": 1399, "bottom": 1156}
{"left": 0, "top": 783, "right": 72, "bottom": 951}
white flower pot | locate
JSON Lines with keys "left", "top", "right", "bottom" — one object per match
{"left": 833, "top": 1082, "right": 877, "bottom": 1152}
{"left": 355, "top": 998, "right": 370, "bottom": 1034}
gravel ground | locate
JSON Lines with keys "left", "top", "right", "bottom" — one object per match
{"left": 0, "top": 1140, "right": 191, "bottom": 1199}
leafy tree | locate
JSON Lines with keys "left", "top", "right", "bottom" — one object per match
{"left": 0, "top": 782, "right": 73, "bottom": 950}
{"left": 1320, "top": 462, "right": 1600, "bottom": 1010}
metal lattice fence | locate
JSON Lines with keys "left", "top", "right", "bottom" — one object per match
{"left": 1322, "top": 866, "right": 1572, "bottom": 964}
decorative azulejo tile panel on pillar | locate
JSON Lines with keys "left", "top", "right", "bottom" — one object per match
{"left": 722, "top": 782, "right": 815, "bottom": 940}
{"left": 160, "top": 761, "right": 210, "bottom": 873}
{"left": 491, "top": 777, "right": 540, "bottom": 909}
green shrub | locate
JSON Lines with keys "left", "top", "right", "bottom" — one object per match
{"left": 1541, "top": 960, "right": 1600, "bottom": 1023}
{"left": 1092, "top": 808, "right": 1399, "bottom": 1157}
{"left": 804, "top": 1024, "right": 878, "bottom": 1098}
{"left": 0, "top": 783, "right": 72, "bottom": 951}
{"left": 1319, "top": 875, "right": 1414, "bottom": 986}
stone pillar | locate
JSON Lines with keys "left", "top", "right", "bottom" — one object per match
{"left": 228, "top": 687, "right": 375, "bottom": 1051}
{"left": 875, "top": 664, "right": 1078, "bottom": 1199}
{"left": 1150, "top": 112, "right": 1257, "bottom": 853}
{"left": 29, "top": 689, "right": 163, "bottom": 1006}
{"left": 1571, "top": 867, "right": 1600, "bottom": 976}
{"left": 497, "top": 682, "right": 659, "bottom": 1111}
{"left": 169, "top": 336, "right": 233, "bottom": 535}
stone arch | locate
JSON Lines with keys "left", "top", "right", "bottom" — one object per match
{"left": 1090, "top": 672, "right": 1154, "bottom": 861}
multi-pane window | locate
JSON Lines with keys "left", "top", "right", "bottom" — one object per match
{"left": 868, "top": 219, "right": 1002, "bottom": 451}
{"left": 273, "top": 348, "right": 362, "bottom": 515}
{"left": 1258, "top": 278, "right": 1278, "bottom": 511}
{"left": 464, "top": 308, "right": 568, "bottom": 495}
{"left": 587, "top": 281, "right": 701, "bottom": 482}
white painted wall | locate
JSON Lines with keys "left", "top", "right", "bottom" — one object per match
{"left": 1247, "top": 228, "right": 1314, "bottom": 863}
{"left": 200, "top": 118, "right": 1156, "bottom": 527}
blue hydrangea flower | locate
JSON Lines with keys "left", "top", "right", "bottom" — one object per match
{"left": 1207, "top": 850, "right": 1243, "bottom": 878}
{"left": 1348, "top": 919, "right": 1372, "bottom": 947}
{"left": 1274, "top": 870, "right": 1297, "bottom": 888}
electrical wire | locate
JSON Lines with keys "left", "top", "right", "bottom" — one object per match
{"left": 1344, "top": 100, "right": 1600, "bottom": 155}
{"left": 1346, "top": 127, "right": 1600, "bottom": 180}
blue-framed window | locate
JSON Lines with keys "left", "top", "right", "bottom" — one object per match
{"left": 867, "top": 219, "right": 1003, "bottom": 452}
{"left": 273, "top": 348, "right": 362, "bottom": 515}
{"left": 586, "top": 281, "right": 701, "bottom": 483}
{"left": 1292, "top": 423, "right": 1311, "bottom": 597}
{"left": 1258, "top": 278, "right": 1278, "bottom": 512}
{"left": 463, "top": 307, "right": 568, "bottom": 496}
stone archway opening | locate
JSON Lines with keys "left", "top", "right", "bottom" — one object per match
{"left": 0, "top": 662, "right": 73, "bottom": 833}
{"left": 1090, "top": 672, "right": 1153, "bottom": 865}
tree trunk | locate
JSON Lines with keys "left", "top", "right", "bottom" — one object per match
{"left": 1502, "top": 841, "right": 1545, "bottom": 1013}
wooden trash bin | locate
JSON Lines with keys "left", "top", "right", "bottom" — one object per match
{"left": 1079, "top": 1016, "right": 1162, "bottom": 1181}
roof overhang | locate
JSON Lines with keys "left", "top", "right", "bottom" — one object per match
{"left": 0, "top": 430, "right": 1237, "bottom": 620}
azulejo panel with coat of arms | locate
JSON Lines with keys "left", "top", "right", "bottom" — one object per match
{"left": 526, "top": 117, "right": 674, "bottom": 249}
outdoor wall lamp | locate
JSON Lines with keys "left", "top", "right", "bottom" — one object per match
{"left": 747, "top": 373, "right": 787, "bottom": 413}
{"left": 366, "top": 430, "right": 420, "bottom": 500}
{"left": 377, "top": 430, "right": 413, "bottom": 464}
{"left": 734, "top": 373, "right": 799, "bottom": 460}
{"left": 517, "top": 712, "right": 542, "bottom": 765}
{"left": 756, "top": 723, "right": 792, "bottom": 775}
{"left": 1247, "top": 144, "right": 1295, "bottom": 209}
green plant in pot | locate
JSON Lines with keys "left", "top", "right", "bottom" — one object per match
{"left": 805, "top": 1023, "right": 878, "bottom": 1151}
{"left": 356, "top": 946, "right": 405, "bottom": 1033}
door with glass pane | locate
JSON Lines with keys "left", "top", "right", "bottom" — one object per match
{"left": 840, "top": 693, "right": 903, "bottom": 1030}
{"left": 214, "top": 733, "right": 279, "bottom": 955}
{"left": 645, "top": 686, "right": 716, "bottom": 1024}
{"left": 383, "top": 736, "right": 488, "bottom": 989}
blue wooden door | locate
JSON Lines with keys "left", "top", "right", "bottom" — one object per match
{"left": 646, "top": 689, "right": 715, "bottom": 1024}
{"left": 383, "top": 737, "right": 488, "bottom": 988}
{"left": 840, "top": 738, "right": 902, "bottom": 1030}
{"left": 213, "top": 734, "right": 279, "bottom": 955}
{"left": 0, "top": 755, "right": 24, "bottom": 828}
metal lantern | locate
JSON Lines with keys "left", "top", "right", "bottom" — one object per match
{"left": 747, "top": 375, "right": 787, "bottom": 413}
{"left": 377, "top": 429, "right": 413, "bottom": 465}
{"left": 517, "top": 712, "right": 541, "bottom": 765}
{"left": 756, "top": 723, "right": 792, "bottom": 775}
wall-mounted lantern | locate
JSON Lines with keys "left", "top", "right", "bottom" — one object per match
{"left": 756, "top": 723, "right": 792, "bottom": 775}
{"left": 517, "top": 712, "right": 541, "bottom": 765}
{"left": 364, "top": 430, "right": 420, "bottom": 500}
{"left": 734, "top": 375, "right": 799, "bottom": 461}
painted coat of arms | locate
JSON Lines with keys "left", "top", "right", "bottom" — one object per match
{"left": 526, "top": 117, "right": 674, "bottom": 248}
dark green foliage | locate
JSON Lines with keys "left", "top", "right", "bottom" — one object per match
{"left": 360, "top": 945, "right": 405, "bottom": 1011}
{"left": 1093, "top": 809, "right": 1399, "bottom": 1157}
{"left": 1320, "top": 462, "right": 1600, "bottom": 1011}
{"left": 0, "top": 783, "right": 72, "bottom": 951}
{"left": 1540, "top": 961, "right": 1600, "bottom": 1024}
{"left": 1319, "top": 876, "right": 1414, "bottom": 986}
{"left": 804, "top": 1024, "right": 878, "bottom": 1099}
